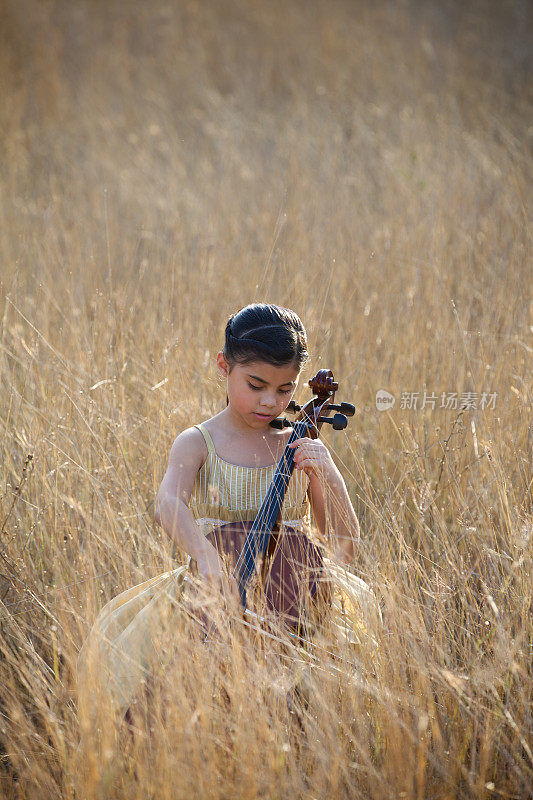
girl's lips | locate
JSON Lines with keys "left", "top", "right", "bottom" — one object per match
{"left": 253, "top": 412, "right": 273, "bottom": 419}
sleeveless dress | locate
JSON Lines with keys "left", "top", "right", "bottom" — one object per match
{"left": 76, "top": 424, "right": 381, "bottom": 721}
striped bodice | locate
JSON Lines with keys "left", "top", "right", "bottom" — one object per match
{"left": 188, "top": 423, "right": 311, "bottom": 525}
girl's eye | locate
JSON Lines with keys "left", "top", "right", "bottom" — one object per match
{"left": 247, "top": 383, "right": 292, "bottom": 395}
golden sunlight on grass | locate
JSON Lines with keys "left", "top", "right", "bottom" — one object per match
{"left": 0, "top": 0, "right": 531, "bottom": 797}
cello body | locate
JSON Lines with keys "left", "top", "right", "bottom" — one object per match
{"left": 205, "top": 520, "right": 331, "bottom": 629}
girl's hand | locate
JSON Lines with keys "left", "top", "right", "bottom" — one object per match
{"left": 196, "top": 547, "right": 240, "bottom": 606}
{"left": 288, "top": 437, "right": 339, "bottom": 480}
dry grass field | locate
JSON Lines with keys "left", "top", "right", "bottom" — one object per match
{"left": 0, "top": 0, "right": 531, "bottom": 797}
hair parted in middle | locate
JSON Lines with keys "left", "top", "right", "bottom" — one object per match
{"left": 223, "top": 303, "right": 309, "bottom": 371}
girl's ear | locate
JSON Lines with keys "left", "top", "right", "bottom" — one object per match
{"left": 216, "top": 351, "right": 229, "bottom": 377}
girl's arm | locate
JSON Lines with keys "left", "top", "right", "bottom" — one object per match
{"left": 288, "top": 437, "right": 360, "bottom": 563}
{"left": 155, "top": 428, "right": 239, "bottom": 602}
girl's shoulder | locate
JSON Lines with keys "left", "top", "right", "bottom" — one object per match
{"left": 166, "top": 425, "right": 209, "bottom": 472}
{"left": 156, "top": 426, "right": 209, "bottom": 516}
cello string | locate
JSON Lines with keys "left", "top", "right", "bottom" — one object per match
{"left": 203, "top": 421, "right": 306, "bottom": 644}
{"left": 234, "top": 419, "right": 313, "bottom": 605}
{"left": 204, "top": 394, "right": 338, "bottom": 648}
{"left": 204, "top": 401, "right": 336, "bottom": 644}
{"left": 232, "top": 420, "right": 305, "bottom": 584}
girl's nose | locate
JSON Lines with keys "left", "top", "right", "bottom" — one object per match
{"left": 261, "top": 393, "right": 277, "bottom": 409}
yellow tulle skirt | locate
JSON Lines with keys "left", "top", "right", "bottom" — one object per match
{"left": 76, "top": 555, "right": 382, "bottom": 724}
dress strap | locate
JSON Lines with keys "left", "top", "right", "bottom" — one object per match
{"left": 194, "top": 423, "right": 215, "bottom": 455}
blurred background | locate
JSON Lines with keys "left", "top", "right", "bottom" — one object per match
{"left": 1, "top": 0, "right": 530, "bottom": 297}
{"left": 0, "top": 1, "right": 531, "bottom": 797}
{"left": 1, "top": 0, "right": 531, "bottom": 472}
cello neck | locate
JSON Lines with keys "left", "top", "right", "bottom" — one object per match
{"left": 233, "top": 420, "right": 310, "bottom": 605}
{"left": 253, "top": 420, "right": 307, "bottom": 533}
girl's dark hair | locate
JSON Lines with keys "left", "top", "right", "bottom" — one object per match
{"left": 223, "top": 303, "right": 309, "bottom": 371}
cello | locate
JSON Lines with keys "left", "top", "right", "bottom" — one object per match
{"left": 204, "top": 369, "right": 355, "bottom": 634}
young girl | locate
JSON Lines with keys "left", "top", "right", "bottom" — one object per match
{"left": 77, "top": 303, "right": 380, "bottom": 727}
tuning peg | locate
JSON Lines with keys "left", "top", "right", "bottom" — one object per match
{"left": 286, "top": 401, "right": 301, "bottom": 413}
{"left": 328, "top": 402, "right": 355, "bottom": 417}
{"left": 318, "top": 413, "right": 348, "bottom": 430}
{"left": 269, "top": 417, "right": 293, "bottom": 429}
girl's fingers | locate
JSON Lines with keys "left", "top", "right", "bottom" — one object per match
{"left": 296, "top": 458, "right": 318, "bottom": 473}
{"left": 295, "top": 447, "right": 320, "bottom": 463}
{"left": 291, "top": 439, "right": 330, "bottom": 474}
{"left": 290, "top": 440, "right": 325, "bottom": 453}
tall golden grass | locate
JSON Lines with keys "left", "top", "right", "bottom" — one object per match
{"left": 0, "top": 0, "right": 531, "bottom": 797}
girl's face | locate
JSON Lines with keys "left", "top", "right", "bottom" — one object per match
{"left": 216, "top": 353, "right": 300, "bottom": 429}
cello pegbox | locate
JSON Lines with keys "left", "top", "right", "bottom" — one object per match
{"left": 308, "top": 369, "right": 338, "bottom": 397}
